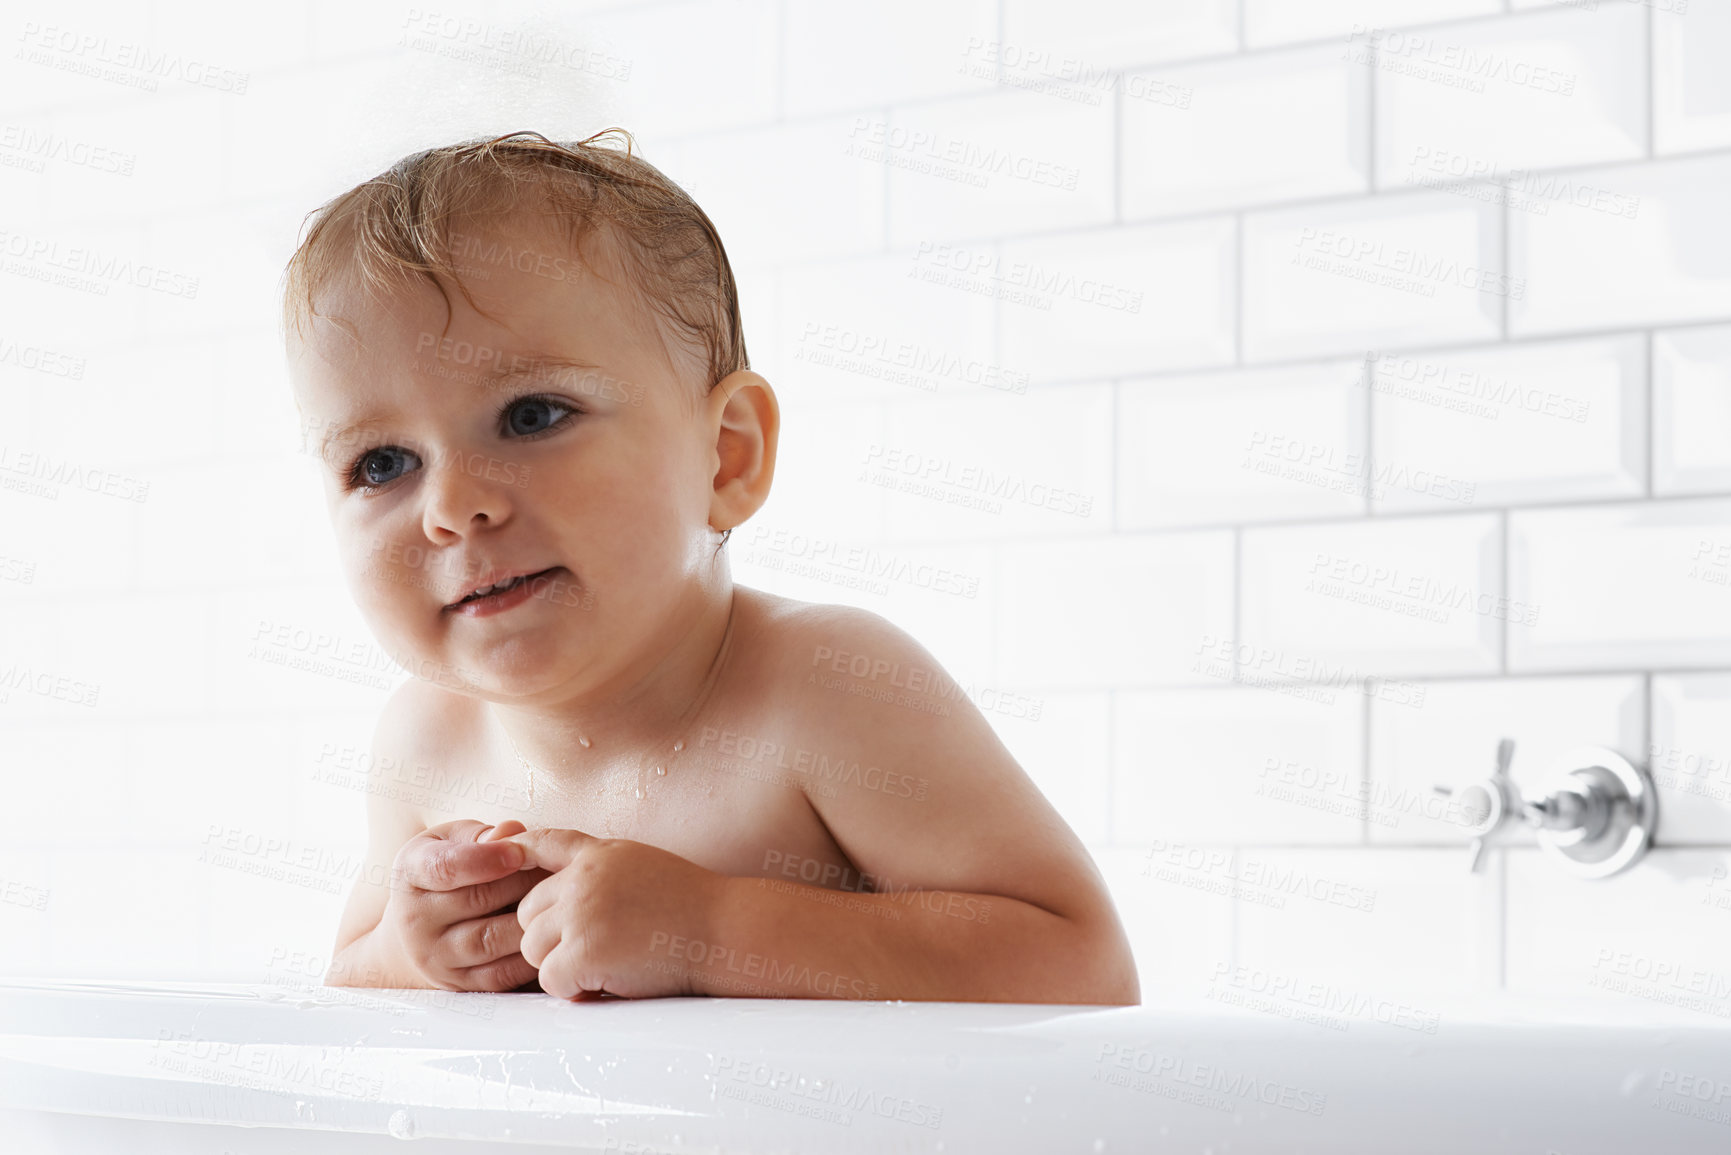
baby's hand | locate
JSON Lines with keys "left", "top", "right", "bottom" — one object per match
{"left": 374, "top": 818, "right": 554, "bottom": 992}
{"left": 498, "top": 828, "right": 724, "bottom": 1000}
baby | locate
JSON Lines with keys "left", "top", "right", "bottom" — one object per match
{"left": 283, "top": 129, "right": 1138, "bottom": 1005}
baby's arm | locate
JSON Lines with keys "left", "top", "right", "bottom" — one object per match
{"left": 500, "top": 610, "right": 1139, "bottom": 1005}
{"left": 690, "top": 613, "right": 1138, "bottom": 1004}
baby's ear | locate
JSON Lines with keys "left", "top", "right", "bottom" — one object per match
{"left": 706, "top": 369, "right": 779, "bottom": 533}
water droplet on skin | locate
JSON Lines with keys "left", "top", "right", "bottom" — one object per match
{"left": 655, "top": 766, "right": 665, "bottom": 776}
{"left": 635, "top": 786, "right": 645, "bottom": 799}
{"left": 387, "top": 1109, "right": 416, "bottom": 1139}
{"left": 578, "top": 736, "right": 591, "bottom": 748}
{"left": 672, "top": 741, "right": 684, "bottom": 752}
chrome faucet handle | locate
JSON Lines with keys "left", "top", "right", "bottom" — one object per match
{"left": 1432, "top": 738, "right": 1519, "bottom": 874}
{"left": 1434, "top": 741, "right": 1658, "bottom": 880}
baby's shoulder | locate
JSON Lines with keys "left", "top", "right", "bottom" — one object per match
{"left": 736, "top": 586, "right": 972, "bottom": 744}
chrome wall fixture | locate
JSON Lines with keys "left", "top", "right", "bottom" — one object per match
{"left": 1434, "top": 739, "right": 1659, "bottom": 879}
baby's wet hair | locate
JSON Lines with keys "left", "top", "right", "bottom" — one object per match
{"left": 280, "top": 128, "right": 748, "bottom": 407}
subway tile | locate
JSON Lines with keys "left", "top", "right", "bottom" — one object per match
{"left": 1117, "top": 359, "right": 1369, "bottom": 530}
{"left": 1000, "top": 0, "right": 1239, "bottom": 72}
{"left": 1122, "top": 44, "right": 1370, "bottom": 221}
{"left": 880, "top": 383, "right": 1113, "bottom": 542}
{"left": 995, "top": 218, "right": 1237, "bottom": 384}
{"left": 1654, "top": 324, "right": 1731, "bottom": 495}
{"left": 1509, "top": 498, "right": 1731, "bottom": 671}
{"left": 1367, "top": 675, "right": 1644, "bottom": 846}
{"left": 993, "top": 692, "right": 1110, "bottom": 846}
{"left": 1651, "top": 674, "right": 1731, "bottom": 845}
{"left": 1241, "top": 514, "right": 1504, "bottom": 679}
{"left": 0, "top": 592, "right": 203, "bottom": 720}
{"left": 1094, "top": 845, "right": 1236, "bottom": 998}
{"left": 1113, "top": 687, "right": 1365, "bottom": 845}
{"left": 1369, "top": 336, "right": 1646, "bottom": 511}
{"left": 1232, "top": 848, "right": 1495, "bottom": 994}
{"left": 753, "top": 398, "right": 888, "bottom": 544}
{"left": 996, "top": 531, "right": 1235, "bottom": 690}
{"left": 1374, "top": 4, "right": 1645, "bottom": 191}
{"left": 1505, "top": 846, "right": 1731, "bottom": 1013}
{"left": 1654, "top": 2, "right": 1731, "bottom": 155}
{"left": 884, "top": 88, "right": 1114, "bottom": 247}
{"left": 774, "top": 251, "right": 996, "bottom": 408}
{"left": 1242, "top": 191, "right": 1505, "bottom": 363}
{"left": 784, "top": 0, "right": 998, "bottom": 118}
{"left": 659, "top": 115, "right": 886, "bottom": 267}
{"left": 1509, "top": 153, "right": 1731, "bottom": 336}
{"left": 1244, "top": 0, "right": 1503, "bottom": 49}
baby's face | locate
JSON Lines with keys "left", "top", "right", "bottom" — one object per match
{"left": 288, "top": 216, "right": 723, "bottom": 701}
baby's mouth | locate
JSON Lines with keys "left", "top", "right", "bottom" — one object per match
{"left": 445, "top": 567, "right": 562, "bottom": 611}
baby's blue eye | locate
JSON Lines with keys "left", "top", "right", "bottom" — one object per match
{"left": 341, "top": 394, "right": 580, "bottom": 494}
{"left": 350, "top": 446, "right": 419, "bottom": 489}
{"left": 505, "top": 396, "right": 573, "bottom": 436}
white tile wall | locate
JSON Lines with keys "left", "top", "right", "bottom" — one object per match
{"left": 1116, "top": 359, "right": 1368, "bottom": 529}
{"left": 1509, "top": 499, "right": 1731, "bottom": 672}
{"left": 1121, "top": 44, "right": 1370, "bottom": 221}
{"left": 1240, "top": 513, "right": 1504, "bottom": 679}
{"left": 1372, "top": 3, "right": 1647, "bottom": 188}
{"left": 1653, "top": 324, "right": 1731, "bottom": 495}
{"left": 1509, "top": 153, "right": 1731, "bottom": 336}
{"left": 1369, "top": 335, "right": 1646, "bottom": 511}
{"left": 1242, "top": 190, "right": 1505, "bottom": 362}
{"left": 5, "top": 0, "right": 1731, "bottom": 1004}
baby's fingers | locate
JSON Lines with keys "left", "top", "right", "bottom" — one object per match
{"left": 440, "top": 909, "right": 529, "bottom": 981}
{"left": 463, "top": 951, "right": 539, "bottom": 994}
{"left": 395, "top": 823, "right": 526, "bottom": 892}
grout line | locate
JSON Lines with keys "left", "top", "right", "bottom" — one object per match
{"left": 1232, "top": 213, "right": 1244, "bottom": 365}
{"left": 1499, "top": 510, "right": 1512, "bottom": 675}
{"left": 1231, "top": 526, "right": 1243, "bottom": 682}
{"left": 1499, "top": 174, "right": 1511, "bottom": 340}
{"left": 1112, "top": 67, "right": 1123, "bottom": 226}
{"left": 1104, "top": 689, "right": 1116, "bottom": 847}
{"left": 1645, "top": 0, "right": 1656, "bottom": 159}
{"left": 1645, "top": 329, "right": 1656, "bottom": 496}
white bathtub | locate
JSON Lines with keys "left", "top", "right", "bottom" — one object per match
{"left": 2, "top": 976, "right": 1729, "bottom": 1153}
